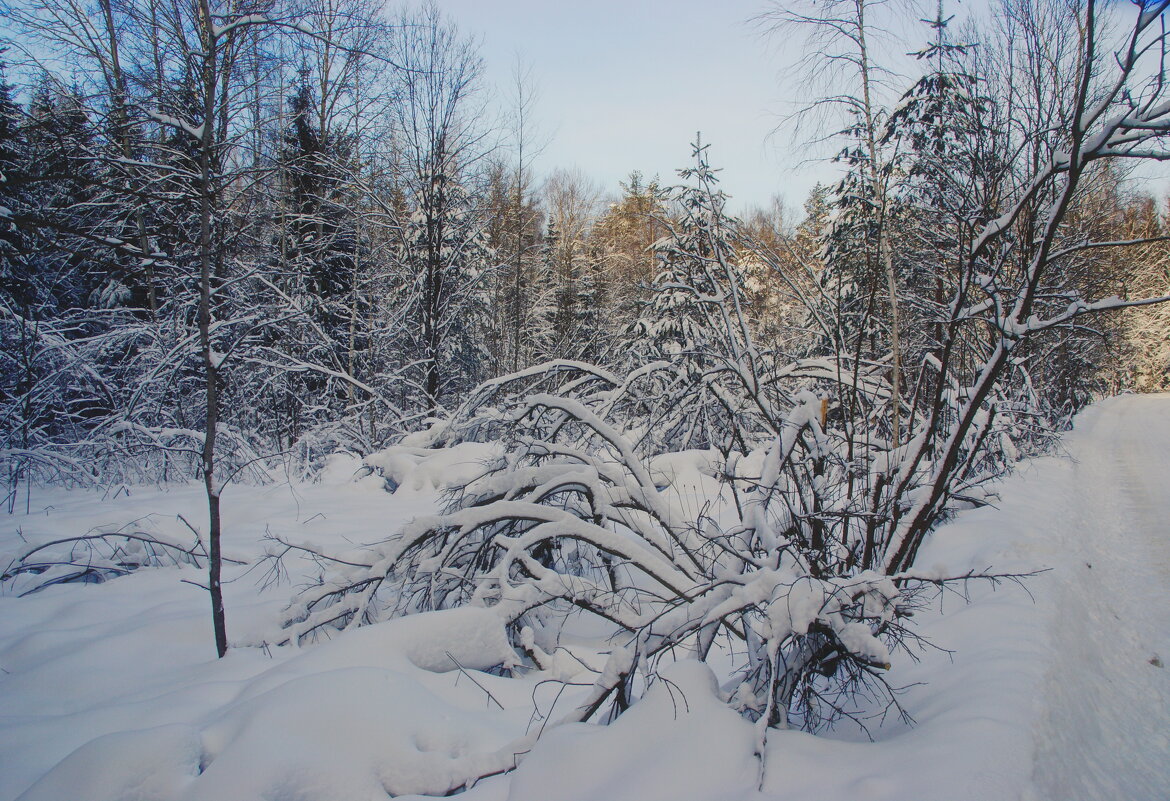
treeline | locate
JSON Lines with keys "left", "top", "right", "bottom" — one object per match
{"left": 0, "top": 0, "right": 1167, "bottom": 505}
{"left": 0, "top": 0, "right": 673, "bottom": 494}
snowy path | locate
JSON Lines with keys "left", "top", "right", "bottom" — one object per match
{"left": 1028, "top": 394, "right": 1170, "bottom": 800}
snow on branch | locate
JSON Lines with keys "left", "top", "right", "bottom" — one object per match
{"left": 144, "top": 109, "right": 205, "bottom": 142}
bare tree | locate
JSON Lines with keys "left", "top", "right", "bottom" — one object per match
{"left": 126, "top": 0, "right": 283, "bottom": 658}
{"left": 389, "top": 1, "right": 492, "bottom": 415}
{"left": 758, "top": 0, "right": 907, "bottom": 446}
{"left": 542, "top": 168, "right": 602, "bottom": 360}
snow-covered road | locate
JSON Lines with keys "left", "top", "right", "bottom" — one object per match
{"left": 1028, "top": 394, "right": 1170, "bottom": 800}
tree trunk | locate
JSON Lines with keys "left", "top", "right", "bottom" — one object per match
{"left": 198, "top": 0, "right": 227, "bottom": 659}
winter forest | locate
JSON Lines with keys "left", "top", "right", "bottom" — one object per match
{"left": 1, "top": 0, "right": 1169, "bottom": 798}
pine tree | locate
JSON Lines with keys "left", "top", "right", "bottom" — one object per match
{"left": 261, "top": 76, "right": 364, "bottom": 446}
{"left": 0, "top": 62, "right": 32, "bottom": 311}
{"left": 389, "top": 2, "right": 492, "bottom": 416}
{"left": 625, "top": 139, "right": 760, "bottom": 453}
{"left": 883, "top": 3, "right": 1004, "bottom": 411}
{"left": 540, "top": 169, "right": 603, "bottom": 362}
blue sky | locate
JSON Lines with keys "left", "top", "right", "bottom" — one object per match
{"left": 439, "top": 0, "right": 837, "bottom": 215}
{"left": 442, "top": 0, "right": 1169, "bottom": 215}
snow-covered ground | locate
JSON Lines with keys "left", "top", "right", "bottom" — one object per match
{"left": 1027, "top": 394, "right": 1170, "bottom": 801}
{"left": 1, "top": 395, "right": 1167, "bottom": 801}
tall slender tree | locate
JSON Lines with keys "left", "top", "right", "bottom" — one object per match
{"left": 390, "top": 1, "right": 492, "bottom": 415}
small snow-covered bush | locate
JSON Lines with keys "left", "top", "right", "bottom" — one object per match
{"left": 276, "top": 383, "right": 958, "bottom": 735}
{"left": 1, "top": 522, "right": 207, "bottom": 596}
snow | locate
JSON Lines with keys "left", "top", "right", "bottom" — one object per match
{"left": 507, "top": 661, "right": 759, "bottom": 801}
{"left": 364, "top": 440, "right": 502, "bottom": 493}
{"left": 210, "top": 14, "right": 271, "bottom": 39}
{"left": 145, "top": 109, "right": 205, "bottom": 142}
{"left": 1025, "top": 395, "right": 1170, "bottom": 800}
{"left": 2, "top": 395, "right": 1170, "bottom": 800}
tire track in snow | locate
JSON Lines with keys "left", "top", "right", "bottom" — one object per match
{"left": 1029, "top": 394, "right": 1170, "bottom": 801}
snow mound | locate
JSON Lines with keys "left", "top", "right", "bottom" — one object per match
{"left": 364, "top": 441, "right": 501, "bottom": 493}
{"left": 506, "top": 661, "right": 758, "bottom": 801}
{"left": 254, "top": 606, "right": 519, "bottom": 682}
{"left": 13, "top": 608, "right": 521, "bottom": 801}
{"left": 195, "top": 667, "right": 514, "bottom": 800}
{"left": 16, "top": 724, "right": 203, "bottom": 801}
